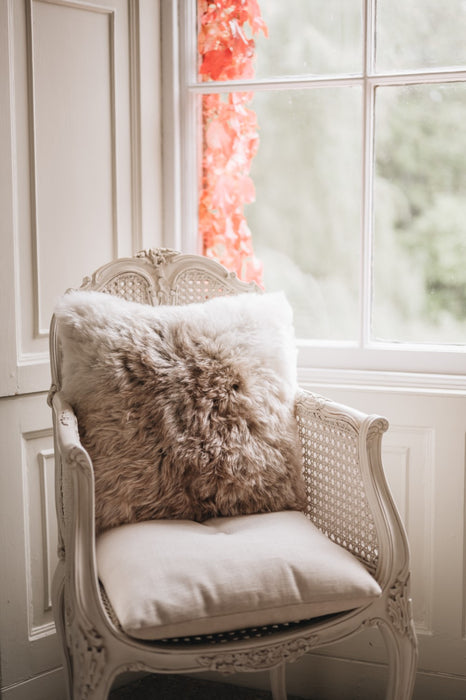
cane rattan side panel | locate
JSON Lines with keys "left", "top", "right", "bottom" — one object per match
{"left": 295, "top": 396, "right": 379, "bottom": 574}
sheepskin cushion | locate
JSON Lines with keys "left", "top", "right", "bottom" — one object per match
{"left": 96, "top": 511, "right": 382, "bottom": 640}
{"left": 54, "top": 290, "right": 306, "bottom": 533}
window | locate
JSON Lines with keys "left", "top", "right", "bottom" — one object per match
{"left": 165, "top": 0, "right": 466, "bottom": 376}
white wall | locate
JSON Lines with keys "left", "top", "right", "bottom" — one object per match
{"left": 0, "top": 1, "right": 162, "bottom": 697}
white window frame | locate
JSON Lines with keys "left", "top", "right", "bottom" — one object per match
{"left": 161, "top": 0, "right": 466, "bottom": 389}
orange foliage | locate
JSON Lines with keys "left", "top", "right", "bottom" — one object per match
{"left": 198, "top": 0, "right": 267, "bottom": 285}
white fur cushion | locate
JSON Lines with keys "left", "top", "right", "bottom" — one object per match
{"left": 54, "top": 290, "right": 306, "bottom": 533}
{"left": 96, "top": 511, "right": 382, "bottom": 640}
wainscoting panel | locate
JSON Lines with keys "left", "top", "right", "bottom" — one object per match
{"left": 0, "top": 393, "right": 61, "bottom": 689}
{"left": 3, "top": 0, "right": 144, "bottom": 397}
{"left": 0, "top": 1, "right": 162, "bottom": 698}
{"left": 382, "top": 426, "right": 434, "bottom": 634}
{"left": 23, "top": 431, "right": 57, "bottom": 638}
{"left": 28, "top": 0, "right": 121, "bottom": 339}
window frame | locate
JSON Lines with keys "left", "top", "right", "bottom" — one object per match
{"left": 161, "top": 0, "right": 466, "bottom": 383}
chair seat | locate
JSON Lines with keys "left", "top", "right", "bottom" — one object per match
{"left": 96, "top": 511, "right": 381, "bottom": 641}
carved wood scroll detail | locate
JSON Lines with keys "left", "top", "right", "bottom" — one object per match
{"left": 59, "top": 410, "right": 77, "bottom": 428}
{"left": 47, "top": 383, "right": 59, "bottom": 407}
{"left": 387, "top": 576, "right": 416, "bottom": 643}
{"left": 367, "top": 417, "right": 390, "bottom": 438}
{"left": 136, "top": 248, "right": 179, "bottom": 266}
{"left": 135, "top": 248, "right": 178, "bottom": 305}
{"left": 196, "top": 635, "right": 319, "bottom": 674}
{"left": 72, "top": 626, "right": 107, "bottom": 700}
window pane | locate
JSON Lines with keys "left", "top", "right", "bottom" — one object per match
{"left": 376, "top": 0, "right": 466, "bottom": 72}
{"left": 199, "top": 92, "right": 264, "bottom": 286}
{"left": 373, "top": 83, "right": 466, "bottom": 344}
{"left": 197, "top": 1, "right": 362, "bottom": 83}
{"left": 244, "top": 88, "right": 362, "bottom": 340}
{"left": 254, "top": 0, "right": 362, "bottom": 78}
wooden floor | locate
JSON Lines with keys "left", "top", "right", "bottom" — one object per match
{"left": 110, "top": 673, "right": 304, "bottom": 699}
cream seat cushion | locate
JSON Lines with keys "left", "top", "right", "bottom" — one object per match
{"left": 97, "top": 511, "right": 381, "bottom": 640}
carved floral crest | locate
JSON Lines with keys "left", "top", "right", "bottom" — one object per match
{"left": 197, "top": 635, "right": 319, "bottom": 673}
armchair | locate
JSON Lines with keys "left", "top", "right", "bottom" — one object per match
{"left": 48, "top": 249, "right": 417, "bottom": 700}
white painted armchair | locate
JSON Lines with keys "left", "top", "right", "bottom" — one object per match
{"left": 48, "top": 249, "right": 417, "bottom": 700}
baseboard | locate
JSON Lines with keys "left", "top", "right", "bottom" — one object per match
{"left": 197, "top": 652, "right": 466, "bottom": 700}
{"left": 0, "top": 667, "right": 149, "bottom": 700}
{"left": 3, "top": 656, "right": 466, "bottom": 700}
{"left": 1, "top": 667, "right": 65, "bottom": 700}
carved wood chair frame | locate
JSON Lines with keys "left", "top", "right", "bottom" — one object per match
{"left": 48, "top": 249, "right": 418, "bottom": 700}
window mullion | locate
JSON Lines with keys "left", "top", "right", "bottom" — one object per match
{"left": 178, "top": 0, "right": 200, "bottom": 253}
{"left": 160, "top": 0, "right": 183, "bottom": 250}
{"left": 188, "top": 75, "right": 364, "bottom": 93}
{"left": 360, "top": 0, "right": 376, "bottom": 348}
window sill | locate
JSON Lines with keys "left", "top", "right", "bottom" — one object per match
{"left": 298, "top": 366, "right": 466, "bottom": 397}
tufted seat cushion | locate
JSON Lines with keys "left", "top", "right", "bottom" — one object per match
{"left": 96, "top": 511, "right": 381, "bottom": 640}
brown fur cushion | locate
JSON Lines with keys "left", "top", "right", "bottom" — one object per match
{"left": 54, "top": 290, "right": 306, "bottom": 533}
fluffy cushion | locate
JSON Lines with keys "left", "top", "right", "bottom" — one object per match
{"left": 96, "top": 511, "right": 382, "bottom": 640}
{"left": 54, "top": 290, "right": 306, "bottom": 533}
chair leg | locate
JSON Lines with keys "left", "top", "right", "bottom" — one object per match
{"left": 380, "top": 614, "right": 418, "bottom": 700}
{"left": 66, "top": 621, "right": 113, "bottom": 700}
{"left": 73, "top": 672, "right": 112, "bottom": 700}
{"left": 52, "top": 567, "right": 73, "bottom": 700}
{"left": 270, "top": 664, "right": 287, "bottom": 700}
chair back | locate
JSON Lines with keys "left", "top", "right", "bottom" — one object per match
{"left": 50, "top": 248, "right": 259, "bottom": 395}
{"left": 48, "top": 249, "right": 259, "bottom": 552}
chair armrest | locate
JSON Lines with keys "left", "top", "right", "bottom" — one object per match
{"left": 50, "top": 392, "right": 100, "bottom": 601}
{"left": 295, "top": 388, "right": 408, "bottom": 586}
{"left": 51, "top": 391, "right": 82, "bottom": 455}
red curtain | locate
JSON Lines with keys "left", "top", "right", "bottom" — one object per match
{"left": 198, "top": 0, "right": 267, "bottom": 286}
